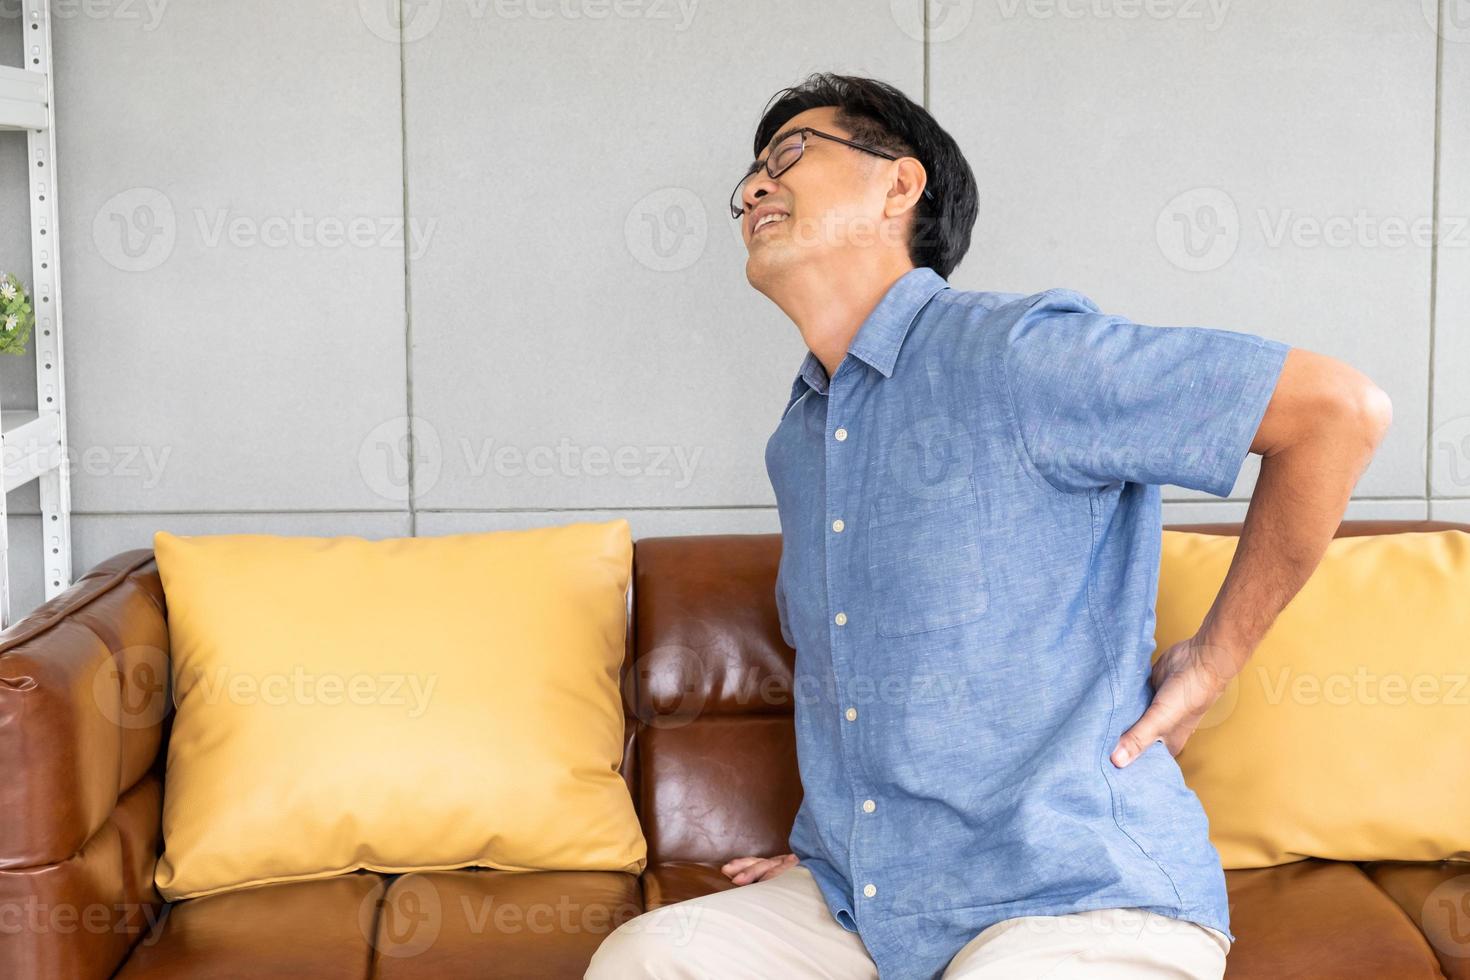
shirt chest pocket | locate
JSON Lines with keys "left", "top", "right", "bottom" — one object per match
{"left": 864, "top": 478, "right": 989, "bottom": 638}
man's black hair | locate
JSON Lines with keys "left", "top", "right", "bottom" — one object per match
{"left": 748, "top": 72, "right": 978, "bottom": 279}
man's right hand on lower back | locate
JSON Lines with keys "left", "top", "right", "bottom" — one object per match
{"left": 720, "top": 853, "right": 798, "bottom": 885}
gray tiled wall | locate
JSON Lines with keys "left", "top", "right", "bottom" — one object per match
{"left": 0, "top": 0, "right": 1462, "bottom": 621}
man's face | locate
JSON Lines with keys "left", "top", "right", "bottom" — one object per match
{"left": 737, "top": 106, "right": 898, "bottom": 285}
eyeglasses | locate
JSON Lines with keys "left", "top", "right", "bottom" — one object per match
{"left": 729, "top": 126, "right": 936, "bottom": 220}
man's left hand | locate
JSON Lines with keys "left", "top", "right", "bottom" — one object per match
{"left": 1110, "top": 635, "right": 1238, "bottom": 768}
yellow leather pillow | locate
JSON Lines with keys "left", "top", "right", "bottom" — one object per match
{"left": 1155, "top": 528, "right": 1470, "bottom": 869}
{"left": 152, "top": 520, "right": 645, "bottom": 900}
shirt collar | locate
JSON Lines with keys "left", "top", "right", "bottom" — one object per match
{"left": 781, "top": 266, "right": 951, "bottom": 418}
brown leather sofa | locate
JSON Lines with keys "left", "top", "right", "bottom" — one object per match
{"left": 1, "top": 520, "right": 1466, "bottom": 979}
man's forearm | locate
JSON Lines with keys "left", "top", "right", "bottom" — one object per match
{"left": 1110, "top": 356, "right": 1392, "bottom": 768}
{"left": 1196, "top": 392, "right": 1392, "bottom": 676}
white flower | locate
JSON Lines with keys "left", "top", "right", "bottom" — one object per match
{"left": 3, "top": 314, "right": 16, "bottom": 332}
{"left": 0, "top": 280, "right": 16, "bottom": 301}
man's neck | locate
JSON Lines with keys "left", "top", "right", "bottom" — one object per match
{"left": 768, "top": 258, "right": 916, "bottom": 382}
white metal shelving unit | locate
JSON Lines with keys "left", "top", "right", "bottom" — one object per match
{"left": 0, "top": 2, "right": 71, "bottom": 627}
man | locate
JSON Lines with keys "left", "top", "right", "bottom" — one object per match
{"left": 587, "top": 73, "right": 1391, "bottom": 979}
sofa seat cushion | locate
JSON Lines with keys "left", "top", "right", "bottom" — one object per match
{"left": 1363, "top": 860, "right": 1470, "bottom": 980}
{"left": 1223, "top": 859, "right": 1441, "bottom": 978}
{"left": 641, "top": 861, "right": 736, "bottom": 909}
{"left": 636, "top": 860, "right": 1448, "bottom": 979}
{"left": 114, "top": 872, "right": 387, "bottom": 979}
{"left": 369, "top": 869, "right": 641, "bottom": 979}
{"left": 114, "top": 869, "right": 642, "bottom": 979}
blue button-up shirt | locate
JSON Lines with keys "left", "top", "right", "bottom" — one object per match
{"left": 764, "top": 266, "right": 1291, "bottom": 980}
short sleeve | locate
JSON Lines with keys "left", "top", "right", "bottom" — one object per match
{"left": 1001, "top": 289, "right": 1291, "bottom": 497}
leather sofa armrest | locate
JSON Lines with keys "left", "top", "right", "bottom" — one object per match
{"left": 0, "top": 550, "right": 171, "bottom": 979}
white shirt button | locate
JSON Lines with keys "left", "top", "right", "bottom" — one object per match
{"left": 834, "top": 427, "right": 848, "bottom": 441}
{"left": 863, "top": 883, "right": 877, "bottom": 898}
{"left": 845, "top": 707, "right": 857, "bottom": 721}
{"left": 834, "top": 611, "right": 847, "bottom": 626}
{"left": 831, "top": 518, "right": 844, "bottom": 533}
{"left": 862, "top": 799, "right": 876, "bottom": 813}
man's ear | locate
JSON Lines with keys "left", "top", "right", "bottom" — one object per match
{"left": 884, "top": 156, "right": 928, "bottom": 219}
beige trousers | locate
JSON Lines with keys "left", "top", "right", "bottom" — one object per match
{"left": 585, "top": 863, "right": 1230, "bottom": 979}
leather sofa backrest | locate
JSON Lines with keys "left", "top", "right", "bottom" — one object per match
{"left": 624, "top": 521, "right": 1470, "bottom": 866}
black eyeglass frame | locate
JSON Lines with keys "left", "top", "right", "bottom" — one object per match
{"left": 729, "top": 126, "right": 936, "bottom": 220}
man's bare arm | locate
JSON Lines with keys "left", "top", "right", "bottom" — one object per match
{"left": 1199, "top": 347, "right": 1392, "bottom": 661}
{"left": 1111, "top": 347, "right": 1393, "bottom": 767}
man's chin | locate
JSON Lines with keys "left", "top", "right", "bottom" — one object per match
{"left": 745, "top": 243, "right": 796, "bottom": 289}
